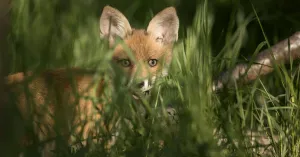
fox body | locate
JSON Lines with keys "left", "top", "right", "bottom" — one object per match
{"left": 5, "top": 6, "right": 179, "bottom": 156}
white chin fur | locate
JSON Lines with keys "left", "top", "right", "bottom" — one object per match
{"left": 141, "top": 79, "right": 150, "bottom": 92}
{"left": 141, "top": 70, "right": 169, "bottom": 92}
{"left": 131, "top": 69, "right": 169, "bottom": 96}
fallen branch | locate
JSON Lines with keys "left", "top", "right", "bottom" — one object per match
{"left": 213, "top": 31, "right": 300, "bottom": 92}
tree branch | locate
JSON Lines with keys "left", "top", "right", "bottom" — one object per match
{"left": 213, "top": 31, "right": 300, "bottom": 92}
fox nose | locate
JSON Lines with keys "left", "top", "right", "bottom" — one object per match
{"left": 135, "top": 80, "right": 151, "bottom": 96}
{"left": 136, "top": 80, "right": 149, "bottom": 89}
{"left": 137, "top": 82, "right": 144, "bottom": 88}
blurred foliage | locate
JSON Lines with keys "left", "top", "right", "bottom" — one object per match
{"left": 6, "top": 0, "right": 300, "bottom": 156}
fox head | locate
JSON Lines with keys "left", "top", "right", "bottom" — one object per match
{"left": 99, "top": 6, "right": 179, "bottom": 95}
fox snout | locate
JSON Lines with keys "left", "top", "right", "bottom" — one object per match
{"left": 136, "top": 79, "right": 152, "bottom": 94}
{"left": 128, "top": 63, "right": 154, "bottom": 92}
{"left": 133, "top": 76, "right": 153, "bottom": 94}
{"left": 137, "top": 80, "right": 149, "bottom": 89}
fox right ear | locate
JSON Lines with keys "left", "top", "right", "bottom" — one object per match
{"left": 99, "top": 6, "right": 132, "bottom": 45}
{"left": 147, "top": 7, "right": 179, "bottom": 45}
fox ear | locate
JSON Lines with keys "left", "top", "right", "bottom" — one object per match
{"left": 147, "top": 7, "right": 179, "bottom": 44}
{"left": 100, "top": 6, "right": 132, "bottom": 45}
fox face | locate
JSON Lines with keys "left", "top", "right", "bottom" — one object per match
{"left": 99, "top": 6, "right": 179, "bottom": 94}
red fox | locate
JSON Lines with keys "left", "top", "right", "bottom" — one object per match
{"left": 4, "top": 3, "right": 300, "bottom": 157}
{"left": 4, "top": 5, "right": 179, "bottom": 157}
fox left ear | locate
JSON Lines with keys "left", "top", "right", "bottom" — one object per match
{"left": 100, "top": 6, "right": 132, "bottom": 46}
{"left": 147, "top": 7, "right": 179, "bottom": 44}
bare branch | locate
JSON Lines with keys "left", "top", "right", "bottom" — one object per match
{"left": 213, "top": 31, "right": 300, "bottom": 92}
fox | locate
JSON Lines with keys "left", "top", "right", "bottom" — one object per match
{"left": 4, "top": 5, "right": 179, "bottom": 157}
{"left": 4, "top": 3, "right": 300, "bottom": 157}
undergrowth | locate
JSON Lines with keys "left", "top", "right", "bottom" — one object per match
{"left": 5, "top": 0, "right": 300, "bottom": 156}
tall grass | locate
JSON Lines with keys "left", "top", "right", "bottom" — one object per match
{"left": 6, "top": 0, "right": 300, "bottom": 156}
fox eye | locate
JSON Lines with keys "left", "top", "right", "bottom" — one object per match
{"left": 148, "top": 59, "right": 158, "bottom": 67}
{"left": 118, "top": 59, "right": 131, "bottom": 67}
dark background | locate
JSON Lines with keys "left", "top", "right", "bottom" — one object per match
{"left": 5, "top": 0, "right": 300, "bottom": 73}
{"left": 93, "top": 0, "right": 300, "bottom": 56}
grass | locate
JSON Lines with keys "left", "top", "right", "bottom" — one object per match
{"left": 5, "top": 0, "right": 300, "bottom": 156}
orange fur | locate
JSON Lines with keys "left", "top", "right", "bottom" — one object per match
{"left": 113, "top": 29, "right": 174, "bottom": 80}
{"left": 6, "top": 69, "right": 106, "bottom": 146}
{"left": 5, "top": 5, "right": 179, "bottom": 156}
